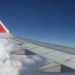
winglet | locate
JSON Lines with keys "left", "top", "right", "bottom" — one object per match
{"left": 0, "top": 21, "right": 9, "bottom": 33}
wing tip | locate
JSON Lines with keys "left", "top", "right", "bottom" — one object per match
{"left": 0, "top": 21, "right": 10, "bottom": 33}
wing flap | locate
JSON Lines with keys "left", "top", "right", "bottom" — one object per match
{"left": 61, "top": 58, "right": 75, "bottom": 69}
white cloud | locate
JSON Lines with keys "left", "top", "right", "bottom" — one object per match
{"left": 32, "top": 55, "right": 42, "bottom": 61}
{"left": 21, "top": 55, "right": 35, "bottom": 64}
{"left": 0, "top": 38, "right": 22, "bottom": 75}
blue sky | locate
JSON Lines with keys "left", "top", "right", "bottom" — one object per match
{"left": 0, "top": 0, "right": 75, "bottom": 47}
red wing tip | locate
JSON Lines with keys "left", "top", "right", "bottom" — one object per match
{"left": 0, "top": 21, "right": 9, "bottom": 33}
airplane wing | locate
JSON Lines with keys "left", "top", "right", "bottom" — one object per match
{"left": 8, "top": 36, "right": 75, "bottom": 72}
